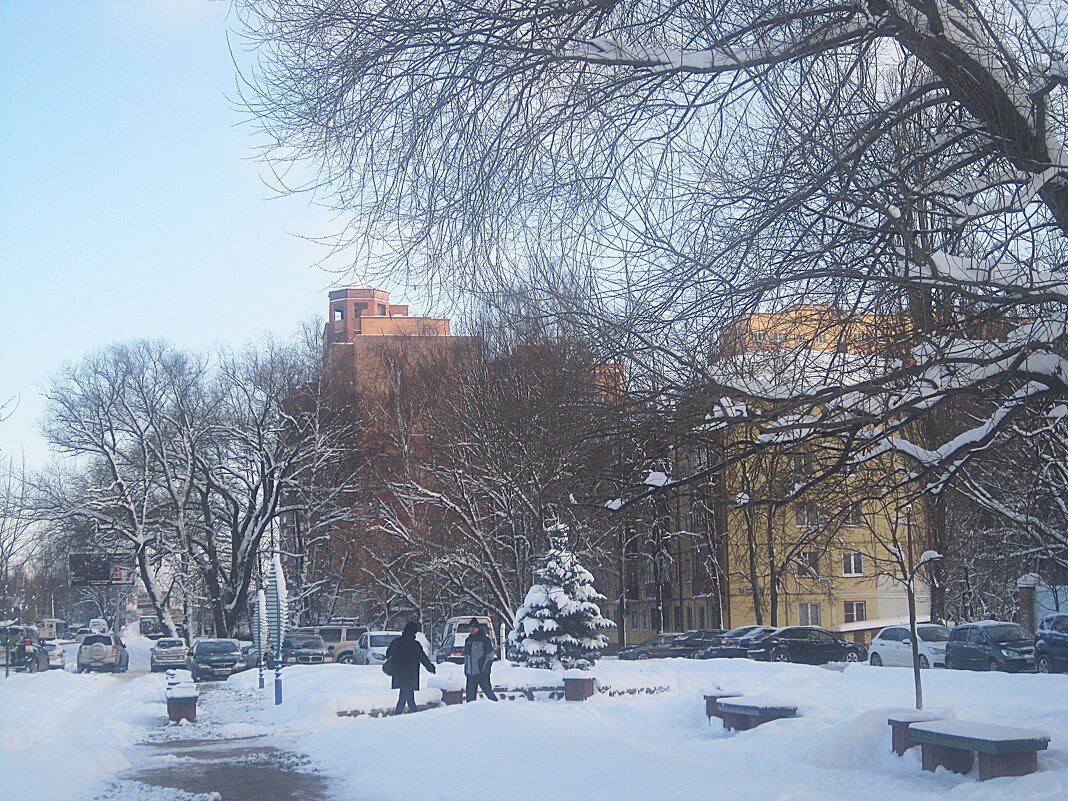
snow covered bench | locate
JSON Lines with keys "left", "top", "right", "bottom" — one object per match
{"left": 886, "top": 710, "right": 944, "bottom": 756}
{"left": 703, "top": 692, "right": 741, "bottom": 722}
{"left": 716, "top": 698, "right": 798, "bottom": 731}
{"left": 909, "top": 720, "right": 1050, "bottom": 781}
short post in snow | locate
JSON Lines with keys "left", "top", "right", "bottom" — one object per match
{"left": 265, "top": 555, "right": 288, "bottom": 705}
{"left": 563, "top": 670, "right": 597, "bottom": 701}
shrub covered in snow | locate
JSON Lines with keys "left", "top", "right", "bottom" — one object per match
{"left": 509, "top": 524, "right": 615, "bottom": 670}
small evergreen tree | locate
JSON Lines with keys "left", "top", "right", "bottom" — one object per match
{"left": 509, "top": 523, "right": 615, "bottom": 670}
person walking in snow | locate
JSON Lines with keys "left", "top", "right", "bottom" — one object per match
{"left": 386, "top": 621, "right": 436, "bottom": 715}
{"left": 463, "top": 618, "right": 498, "bottom": 702}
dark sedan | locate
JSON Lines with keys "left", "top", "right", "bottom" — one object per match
{"left": 187, "top": 638, "right": 246, "bottom": 681}
{"left": 698, "top": 626, "right": 778, "bottom": 659}
{"left": 280, "top": 634, "right": 328, "bottom": 666}
{"left": 745, "top": 626, "right": 867, "bottom": 664}
{"left": 617, "top": 632, "right": 684, "bottom": 660}
{"left": 945, "top": 621, "right": 1035, "bottom": 673}
{"left": 672, "top": 629, "right": 726, "bottom": 658}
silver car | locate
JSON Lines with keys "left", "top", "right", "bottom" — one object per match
{"left": 77, "top": 633, "right": 130, "bottom": 673}
{"left": 150, "top": 638, "right": 189, "bottom": 672}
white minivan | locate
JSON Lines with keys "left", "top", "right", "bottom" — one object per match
{"left": 868, "top": 624, "right": 951, "bottom": 668}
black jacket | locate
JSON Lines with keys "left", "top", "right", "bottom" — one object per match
{"left": 385, "top": 634, "right": 435, "bottom": 690}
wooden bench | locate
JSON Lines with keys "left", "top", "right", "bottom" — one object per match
{"left": 909, "top": 720, "right": 1050, "bottom": 781}
{"left": 703, "top": 692, "right": 741, "bottom": 722}
{"left": 717, "top": 699, "right": 798, "bottom": 731}
{"left": 887, "top": 711, "right": 943, "bottom": 756}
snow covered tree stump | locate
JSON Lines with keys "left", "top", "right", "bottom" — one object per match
{"left": 563, "top": 672, "right": 596, "bottom": 701}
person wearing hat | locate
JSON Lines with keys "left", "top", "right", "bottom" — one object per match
{"left": 385, "top": 620, "right": 436, "bottom": 714}
{"left": 463, "top": 618, "right": 498, "bottom": 702}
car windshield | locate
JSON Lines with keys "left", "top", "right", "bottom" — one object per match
{"left": 741, "top": 627, "right": 775, "bottom": 640}
{"left": 370, "top": 634, "right": 398, "bottom": 647}
{"left": 983, "top": 624, "right": 1031, "bottom": 644}
{"left": 723, "top": 626, "right": 755, "bottom": 638}
{"left": 81, "top": 635, "right": 112, "bottom": 646}
{"left": 917, "top": 626, "right": 950, "bottom": 642}
{"left": 198, "top": 641, "right": 240, "bottom": 654}
{"left": 156, "top": 639, "right": 184, "bottom": 648}
{"left": 285, "top": 637, "right": 324, "bottom": 649}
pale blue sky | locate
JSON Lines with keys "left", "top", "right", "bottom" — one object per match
{"left": 1, "top": 1, "right": 397, "bottom": 467}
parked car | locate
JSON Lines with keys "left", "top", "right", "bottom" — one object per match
{"left": 186, "top": 638, "right": 245, "bottom": 681}
{"left": 74, "top": 627, "right": 92, "bottom": 642}
{"left": 745, "top": 626, "right": 867, "bottom": 664}
{"left": 673, "top": 629, "right": 726, "bottom": 658}
{"left": 0, "top": 625, "right": 50, "bottom": 673}
{"left": 280, "top": 633, "right": 329, "bottom": 666}
{"left": 697, "top": 626, "right": 778, "bottom": 659}
{"left": 354, "top": 630, "right": 432, "bottom": 665}
{"left": 617, "top": 633, "right": 684, "bottom": 660}
{"left": 150, "top": 638, "right": 189, "bottom": 672}
{"left": 435, "top": 616, "right": 496, "bottom": 664}
{"left": 77, "top": 633, "right": 129, "bottom": 673}
{"left": 945, "top": 621, "right": 1035, "bottom": 672}
{"left": 42, "top": 639, "right": 66, "bottom": 670}
{"left": 300, "top": 624, "right": 367, "bottom": 664}
{"left": 1035, "top": 612, "right": 1068, "bottom": 674}
{"left": 868, "top": 623, "right": 951, "bottom": 668}
{"left": 88, "top": 618, "right": 109, "bottom": 635}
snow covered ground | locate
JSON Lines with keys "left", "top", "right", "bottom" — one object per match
{"left": 2, "top": 657, "right": 1065, "bottom": 801}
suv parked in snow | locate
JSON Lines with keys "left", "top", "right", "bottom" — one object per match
{"left": 868, "top": 624, "right": 951, "bottom": 669}
{"left": 77, "top": 633, "right": 129, "bottom": 673}
{"left": 945, "top": 621, "right": 1035, "bottom": 672}
{"left": 150, "top": 638, "right": 189, "bottom": 672}
{"left": 0, "top": 625, "right": 50, "bottom": 673}
{"left": 1035, "top": 613, "right": 1068, "bottom": 674}
{"left": 301, "top": 624, "right": 367, "bottom": 664}
{"left": 673, "top": 629, "right": 726, "bottom": 658}
{"left": 745, "top": 626, "right": 867, "bottom": 664}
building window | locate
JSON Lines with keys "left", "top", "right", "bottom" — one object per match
{"left": 673, "top": 607, "right": 682, "bottom": 631}
{"left": 795, "top": 502, "right": 819, "bottom": 528}
{"left": 792, "top": 453, "right": 814, "bottom": 480}
{"left": 798, "top": 603, "right": 821, "bottom": 626}
{"left": 698, "top": 606, "right": 706, "bottom": 628}
{"left": 796, "top": 551, "right": 820, "bottom": 577}
{"left": 844, "top": 601, "right": 867, "bottom": 624}
{"left": 377, "top": 304, "right": 387, "bottom": 315}
{"left": 683, "top": 557, "right": 694, "bottom": 583}
{"left": 842, "top": 551, "right": 864, "bottom": 577}
{"left": 630, "top": 611, "right": 638, "bottom": 630}
{"left": 843, "top": 504, "right": 863, "bottom": 526}
{"left": 332, "top": 306, "right": 344, "bottom": 321}
{"left": 641, "top": 610, "right": 648, "bottom": 630}
{"left": 686, "top": 606, "right": 693, "bottom": 630}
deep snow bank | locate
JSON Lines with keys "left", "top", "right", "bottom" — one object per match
{"left": 0, "top": 669, "right": 166, "bottom": 801}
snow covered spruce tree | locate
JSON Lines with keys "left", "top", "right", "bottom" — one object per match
{"left": 509, "top": 524, "right": 615, "bottom": 670}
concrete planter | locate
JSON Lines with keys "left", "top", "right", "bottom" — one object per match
{"left": 167, "top": 696, "right": 197, "bottom": 723}
{"left": 563, "top": 676, "right": 596, "bottom": 702}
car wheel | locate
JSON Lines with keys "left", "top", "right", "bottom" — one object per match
{"left": 772, "top": 649, "right": 791, "bottom": 663}
{"left": 845, "top": 652, "right": 860, "bottom": 663}
{"left": 27, "top": 659, "right": 38, "bottom": 674}
{"left": 945, "top": 656, "right": 956, "bottom": 670}
{"left": 988, "top": 659, "right": 1001, "bottom": 672}
{"left": 638, "top": 653, "right": 651, "bottom": 660}
{"left": 919, "top": 655, "right": 930, "bottom": 670}
{"left": 1037, "top": 655, "right": 1052, "bottom": 674}
{"left": 869, "top": 653, "right": 883, "bottom": 667}
{"left": 337, "top": 653, "right": 354, "bottom": 665}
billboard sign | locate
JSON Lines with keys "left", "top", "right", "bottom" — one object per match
{"left": 69, "top": 554, "right": 137, "bottom": 587}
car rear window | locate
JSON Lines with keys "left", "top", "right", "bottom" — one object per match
{"left": 197, "top": 640, "right": 240, "bottom": 654}
{"left": 983, "top": 624, "right": 1031, "bottom": 644}
{"left": 156, "top": 639, "right": 184, "bottom": 648}
{"left": 370, "top": 634, "right": 398, "bottom": 647}
{"left": 917, "top": 626, "right": 950, "bottom": 642}
{"left": 82, "top": 635, "right": 112, "bottom": 646}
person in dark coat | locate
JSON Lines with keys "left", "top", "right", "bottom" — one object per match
{"left": 463, "top": 619, "right": 498, "bottom": 702}
{"left": 386, "top": 621, "right": 436, "bottom": 714}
